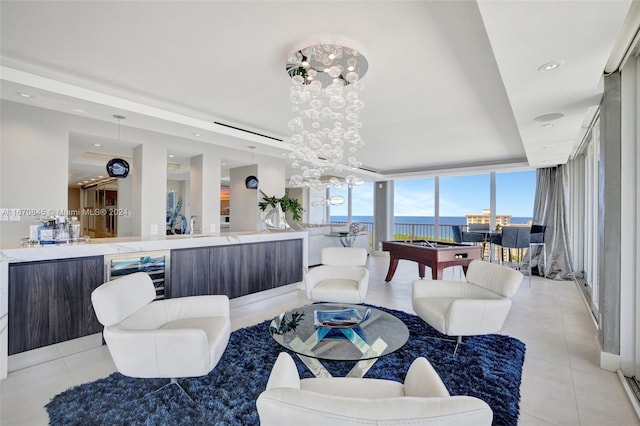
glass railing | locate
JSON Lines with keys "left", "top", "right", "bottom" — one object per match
{"left": 329, "top": 221, "right": 458, "bottom": 248}
{"left": 329, "top": 220, "right": 533, "bottom": 265}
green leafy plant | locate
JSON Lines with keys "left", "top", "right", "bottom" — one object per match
{"left": 258, "top": 191, "right": 304, "bottom": 221}
{"left": 269, "top": 311, "right": 305, "bottom": 335}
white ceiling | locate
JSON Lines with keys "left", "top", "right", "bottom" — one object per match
{"left": 0, "top": 1, "right": 634, "bottom": 184}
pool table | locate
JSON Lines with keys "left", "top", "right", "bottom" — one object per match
{"left": 381, "top": 240, "right": 482, "bottom": 281}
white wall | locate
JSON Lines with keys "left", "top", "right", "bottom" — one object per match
{"left": 190, "top": 150, "right": 221, "bottom": 234}
{"left": 0, "top": 100, "right": 288, "bottom": 242}
{"left": 1, "top": 102, "right": 73, "bottom": 242}
{"left": 230, "top": 165, "right": 260, "bottom": 232}
{"left": 133, "top": 143, "right": 167, "bottom": 236}
{"left": 117, "top": 175, "right": 134, "bottom": 237}
{"left": 308, "top": 186, "right": 327, "bottom": 224}
{"left": 229, "top": 154, "right": 285, "bottom": 232}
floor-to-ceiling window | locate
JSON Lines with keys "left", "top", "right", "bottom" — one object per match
{"left": 328, "top": 182, "right": 374, "bottom": 230}
{"left": 393, "top": 178, "right": 435, "bottom": 239}
{"left": 439, "top": 173, "right": 490, "bottom": 232}
{"left": 496, "top": 170, "right": 536, "bottom": 225}
{"left": 328, "top": 185, "right": 348, "bottom": 222}
{"left": 389, "top": 172, "right": 536, "bottom": 243}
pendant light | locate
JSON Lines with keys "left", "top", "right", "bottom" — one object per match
{"left": 245, "top": 146, "right": 259, "bottom": 189}
{"left": 106, "top": 114, "right": 130, "bottom": 178}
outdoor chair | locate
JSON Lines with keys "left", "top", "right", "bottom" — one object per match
{"left": 492, "top": 226, "right": 530, "bottom": 269}
{"left": 528, "top": 225, "right": 547, "bottom": 285}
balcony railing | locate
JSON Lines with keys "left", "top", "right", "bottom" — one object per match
{"left": 330, "top": 221, "right": 529, "bottom": 264}
{"left": 329, "top": 221, "right": 458, "bottom": 248}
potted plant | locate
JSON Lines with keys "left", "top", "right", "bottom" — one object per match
{"left": 259, "top": 191, "right": 304, "bottom": 229}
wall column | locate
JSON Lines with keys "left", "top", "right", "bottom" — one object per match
{"left": 190, "top": 151, "right": 221, "bottom": 234}
{"left": 598, "top": 72, "right": 622, "bottom": 356}
{"left": 116, "top": 176, "right": 133, "bottom": 237}
{"left": 373, "top": 181, "right": 393, "bottom": 251}
{"left": 132, "top": 143, "right": 166, "bottom": 236}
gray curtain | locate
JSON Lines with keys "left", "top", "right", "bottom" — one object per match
{"left": 531, "top": 165, "right": 575, "bottom": 280}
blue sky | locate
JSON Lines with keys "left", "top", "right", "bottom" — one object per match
{"left": 331, "top": 170, "right": 536, "bottom": 217}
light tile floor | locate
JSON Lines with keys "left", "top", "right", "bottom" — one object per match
{"left": 1, "top": 253, "right": 638, "bottom": 425}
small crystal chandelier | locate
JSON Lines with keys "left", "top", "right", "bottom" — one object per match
{"left": 286, "top": 43, "right": 367, "bottom": 190}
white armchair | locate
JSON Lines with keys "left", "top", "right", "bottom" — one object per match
{"left": 305, "top": 247, "right": 369, "bottom": 303}
{"left": 257, "top": 352, "right": 493, "bottom": 426}
{"left": 412, "top": 260, "right": 523, "bottom": 353}
{"left": 91, "top": 272, "right": 231, "bottom": 379}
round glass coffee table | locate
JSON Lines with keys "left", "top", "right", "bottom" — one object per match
{"left": 269, "top": 303, "right": 409, "bottom": 378}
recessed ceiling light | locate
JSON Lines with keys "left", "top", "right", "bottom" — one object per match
{"left": 75, "top": 109, "right": 85, "bottom": 113}
{"left": 98, "top": 175, "right": 104, "bottom": 178}
{"left": 77, "top": 182, "right": 82, "bottom": 185}
{"left": 168, "top": 154, "right": 174, "bottom": 158}
{"left": 94, "top": 143, "right": 102, "bottom": 147}
{"left": 83, "top": 180, "right": 89, "bottom": 183}
{"left": 538, "top": 61, "right": 563, "bottom": 71}
{"left": 193, "top": 132, "right": 201, "bottom": 137}
{"left": 222, "top": 162, "right": 227, "bottom": 166}
{"left": 281, "top": 153, "right": 287, "bottom": 157}
{"left": 19, "top": 92, "right": 31, "bottom": 98}
{"left": 541, "top": 123, "right": 554, "bottom": 128}
{"left": 90, "top": 178, "right": 96, "bottom": 181}
{"left": 534, "top": 113, "right": 564, "bottom": 122}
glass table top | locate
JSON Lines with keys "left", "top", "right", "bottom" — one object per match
{"left": 269, "top": 304, "right": 409, "bottom": 362}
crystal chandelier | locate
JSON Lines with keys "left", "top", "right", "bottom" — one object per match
{"left": 286, "top": 43, "right": 367, "bottom": 190}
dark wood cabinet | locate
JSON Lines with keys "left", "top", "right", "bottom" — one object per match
{"left": 6, "top": 238, "right": 303, "bottom": 356}
{"left": 171, "top": 239, "right": 303, "bottom": 298}
{"left": 8, "top": 256, "right": 103, "bottom": 355}
{"left": 168, "top": 246, "right": 211, "bottom": 298}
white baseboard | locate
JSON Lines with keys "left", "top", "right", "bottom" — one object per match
{"left": 600, "top": 349, "right": 621, "bottom": 371}
{"left": 7, "top": 333, "right": 103, "bottom": 374}
{"left": 229, "top": 283, "right": 299, "bottom": 308}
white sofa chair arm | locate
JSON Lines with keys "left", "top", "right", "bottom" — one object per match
{"left": 466, "top": 260, "right": 523, "bottom": 297}
{"left": 356, "top": 269, "right": 370, "bottom": 301}
{"left": 258, "top": 389, "right": 492, "bottom": 426}
{"left": 104, "top": 327, "right": 209, "bottom": 377}
{"left": 403, "top": 357, "right": 450, "bottom": 397}
{"left": 413, "top": 281, "right": 469, "bottom": 299}
{"left": 162, "top": 294, "right": 230, "bottom": 322}
{"left": 445, "top": 298, "right": 513, "bottom": 335}
{"left": 266, "top": 352, "right": 301, "bottom": 390}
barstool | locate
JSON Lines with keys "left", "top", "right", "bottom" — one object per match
{"left": 529, "top": 225, "right": 547, "bottom": 286}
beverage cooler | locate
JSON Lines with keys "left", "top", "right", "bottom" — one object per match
{"left": 104, "top": 250, "right": 171, "bottom": 299}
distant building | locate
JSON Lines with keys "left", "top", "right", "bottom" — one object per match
{"left": 466, "top": 209, "right": 511, "bottom": 226}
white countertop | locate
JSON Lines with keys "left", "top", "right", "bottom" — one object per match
{"left": 0, "top": 230, "right": 308, "bottom": 263}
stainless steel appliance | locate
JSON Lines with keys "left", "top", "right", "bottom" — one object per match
{"left": 104, "top": 250, "right": 171, "bottom": 299}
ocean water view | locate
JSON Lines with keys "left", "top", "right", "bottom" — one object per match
{"left": 330, "top": 216, "right": 533, "bottom": 225}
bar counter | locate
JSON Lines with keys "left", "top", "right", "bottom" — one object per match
{"left": 0, "top": 231, "right": 308, "bottom": 379}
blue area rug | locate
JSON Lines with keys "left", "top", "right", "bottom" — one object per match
{"left": 46, "top": 305, "right": 525, "bottom": 425}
